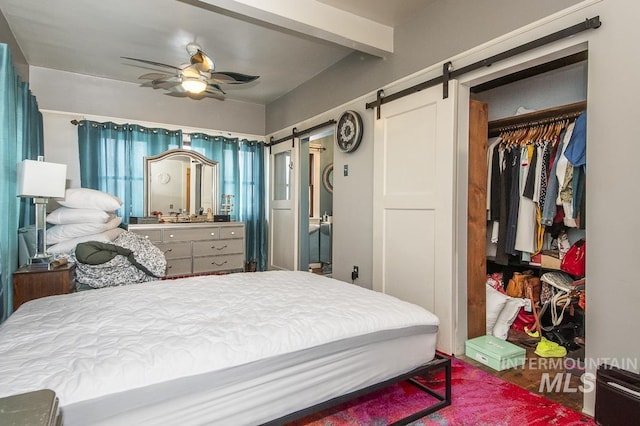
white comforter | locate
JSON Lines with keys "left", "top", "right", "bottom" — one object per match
{"left": 0, "top": 271, "right": 438, "bottom": 407}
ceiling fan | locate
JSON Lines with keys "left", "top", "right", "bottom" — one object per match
{"left": 122, "top": 43, "right": 259, "bottom": 99}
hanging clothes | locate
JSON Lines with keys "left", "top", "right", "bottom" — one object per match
{"left": 487, "top": 111, "right": 585, "bottom": 263}
{"left": 563, "top": 112, "right": 587, "bottom": 228}
{"left": 542, "top": 122, "right": 574, "bottom": 226}
{"left": 515, "top": 144, "right": 537, "bottom": 254}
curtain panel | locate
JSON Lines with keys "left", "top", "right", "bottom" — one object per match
{"left": 77, "top": 121, "right": 182, "bottom": 223}
{"left": 190, "top": 134, "right": 268, "bottom": 271}
{"left": 0, "top": 44, "right": 44, "bottom": 319}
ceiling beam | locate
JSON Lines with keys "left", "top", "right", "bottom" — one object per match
{"left": 195, "top": 0, "right": 394, "bottom": 57}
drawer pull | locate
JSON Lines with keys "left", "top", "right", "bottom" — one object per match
{"left": 211, "top": 245, "right": 228, "bottom": 250}
{"left": 167, "top": 265, "right": 172, "bottom": 269}
{"left": 210, "top": 232, "right": 216, "bottom": 236}
{"left": 169, "top": 234, "right": 174, "bottom": 238}
{"left": 212, "top": 260, "right": 228, "bottom": 266}
{"left": 164, "top": 248, "right": 173, "bottom": 253}
{"left": 144, "top": 235, "right": 149, "bottom": 239}
{"left": 230, "top": 231, "right": 235, "bottom": 235}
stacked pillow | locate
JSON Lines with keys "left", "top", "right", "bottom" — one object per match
{"left": 47, "top": 188, "right": 125, "bottom": 254}
{"left": 486, "top": 284, "right": 527, "bottom": 340}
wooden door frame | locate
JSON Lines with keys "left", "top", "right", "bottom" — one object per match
{"left": 466, "top": 100, "right": 488, "bottom": 339}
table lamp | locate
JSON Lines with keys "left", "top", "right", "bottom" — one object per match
{"left": 17, "top": 158, "right": 67, "bottom": 267}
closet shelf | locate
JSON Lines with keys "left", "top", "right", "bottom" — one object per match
{"left": 486, "top": 257, "right": 562, "bottom": 273}
{"left": 488, "top": 100, "right": 586, "bottom": 137}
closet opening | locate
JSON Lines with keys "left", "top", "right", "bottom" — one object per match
{"left": 465, "top": 50, "right": 588, "bottom": 414}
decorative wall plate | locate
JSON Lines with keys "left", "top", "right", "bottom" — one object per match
{"left": 322, "top": 163, "right": 334, "bottom": 193}
{"left": 157, "top": 172, "right": 171, "bottom": 184}
{"left": 335, "top": 110, "right": 363, "bottom": 153}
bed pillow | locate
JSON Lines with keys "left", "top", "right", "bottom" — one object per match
{"left": 492, "top": 296, "right": 527, "bottom": 340}
{"left": 47, "top": 227, "right": 124, "bottom": 255}
{"left": 486, "top": 284, "right": 508, "bottom": 335}
{"left": 47, "top": 207, "right": 114, "bottom": 225}
{"left": 47, "top": 216, "right": 122, "bottom": 245}
{"left": 58, "top": 188, "right": 123, "bottom": 212}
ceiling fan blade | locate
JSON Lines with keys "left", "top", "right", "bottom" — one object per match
{"left": 210, "top": 71, "right": 259, "bottom": 84}
{"left": 165, "top": 90, "right": 224, "bottom": 101}
{"left": 140, "top": 74, "right": 181, "bottom": 90}
{"left": 165, "top": 85, "right": 189, "bottom": 95}
{"left": 121, "top": 56, "right": 182, "bottom": 71}
{"left": 206, "top": 83, "right": 226, "bottom": 95}
{"left": 138, "top": 72, "right": 173, "bottom": 80}
{"left": 165, "top": 91, "right": 188, "bottom": 97}
{"left": 154, "top": 80, "right": 181, "bottom": 90}
{"left": 141, "top": 79, "right": 176, "bottom": 88}
{"left": 202, "top": 91, "right": 225, "bottom": 100}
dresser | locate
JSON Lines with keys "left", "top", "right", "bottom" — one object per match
{"left": 127, "top": 222, "right": 245, "bottom": 277}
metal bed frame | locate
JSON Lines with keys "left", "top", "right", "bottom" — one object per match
{"left": 261, "top": 355, "right": 452, "bottom": 426}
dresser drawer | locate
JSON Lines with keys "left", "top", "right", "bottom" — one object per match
{"left": 192, "top": 239, "right": 244, "bottom": 257}
{"left": 165, "top": 258, "right": 192, "bottom": 277}
{"left": 156, "top": 242, "right": 191, "bottom": 259}
{"left": 164, "top": 227, "right": 219, "bottom": 242}
{"left": 193, "top": 254, "right": 244, "bottom": 273}
{"left": 130, "top": 228, "right": 163, "bottom": 243}
{"left": 220, "top": 226, "right": 244, "bottom": 240}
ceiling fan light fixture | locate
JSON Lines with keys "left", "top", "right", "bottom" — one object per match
{"left": 181, "top": 78, "right": 207, "bottom": 94}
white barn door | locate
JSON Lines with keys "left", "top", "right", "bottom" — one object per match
{"left": 269, "top": 140, "right": 299, "bottom": 270}
{"left": 373, "top": 81, "right": 458, "bottom": 354}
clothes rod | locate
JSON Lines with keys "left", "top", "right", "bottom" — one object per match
{"left": 488, "top": 101, "right": 586, "bottom": 137}
{"left": 365, "top": 16, "right": 601, "bottom": 117}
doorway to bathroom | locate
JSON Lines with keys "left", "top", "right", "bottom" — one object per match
{"left": 299, "top": 130, "right": 333, "bottom": 276}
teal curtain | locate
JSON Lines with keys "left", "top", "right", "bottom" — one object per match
{"left": 77, "top": 121, "right": 182, "bottom": 223}
{"left": 190, "top": 134, "right": 268, "bottom": 271}
{"left": 18, "top": 83, "right": 45, "bottom": 228}
{"left": 0, "top": 44, "right": 44, "bottom": 319}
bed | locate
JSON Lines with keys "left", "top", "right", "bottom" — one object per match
{"left": 0, "top": 271, "right": 449, "bottom": 425}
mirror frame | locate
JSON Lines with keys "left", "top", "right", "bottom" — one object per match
{"left": 322, "top": 163, "right": 333, "bottom": 194}
{"left": 144, "top": 148, "right": 219, "bottom": 216}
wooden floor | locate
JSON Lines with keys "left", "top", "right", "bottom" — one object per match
{"left": 459, "top": 330, "right": 586, "bottom": 414}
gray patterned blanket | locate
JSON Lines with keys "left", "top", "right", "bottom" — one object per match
{"left": 69, "top": 231, "right": 167, "bottom": 288}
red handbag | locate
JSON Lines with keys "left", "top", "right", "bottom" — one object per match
{"left": 561, "top": 238, "right": 586, "bottom": 277}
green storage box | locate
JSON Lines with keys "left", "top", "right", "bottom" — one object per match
{"left": 465, "top": 335, "right": 526, "bottom": 371}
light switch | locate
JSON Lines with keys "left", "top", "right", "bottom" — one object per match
{"left": 344, "top": 164, "right": 349, "bottom": 176}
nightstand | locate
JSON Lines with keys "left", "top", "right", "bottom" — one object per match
{"left": 13, "top": 263, "right": 76, "bottom": 311}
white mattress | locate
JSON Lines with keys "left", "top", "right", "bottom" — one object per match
{"left": 0, "top": 271, "right": 439, "bottom": 424}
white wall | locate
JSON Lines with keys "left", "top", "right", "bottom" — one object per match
{"left": 472, "top": 62, "right": 588, "bottom": 120}
{"left": 0, "top": 10, "right": 28, "bottom": 82}
{"left": 265, "top": 0, "right": 583, "bottom": 133}
{"left": 12, "top": 0, "right": 640, "bottom": 416}
{"left": 30, "top": 67, "right": 265, "bottom": 136}
{"left": 581, "top": 0, "right": 640, "bottom": 414}
{"left": 31, "top": 66, "right": 266, "bottom": 192}
{"left": 268, "top": 0, "right": 640, "bottom": 416}
{"left": 270, "top": 98, "right": 374, "bottom": 288}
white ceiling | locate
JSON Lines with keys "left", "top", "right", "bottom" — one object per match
{"left": 0, "top": 0, "right": 432, "bottom": 105}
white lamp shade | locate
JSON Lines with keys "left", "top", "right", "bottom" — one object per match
{"left": 17, "top": 159, "right": 67, "bottom": 198}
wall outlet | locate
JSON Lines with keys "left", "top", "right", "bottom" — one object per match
{"left": 352, "top": 265, "right": 359, "bottom": 281}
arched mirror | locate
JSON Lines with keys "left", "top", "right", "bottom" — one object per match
{"left": 145, "top": 149, "right": 218, "bottom": 217}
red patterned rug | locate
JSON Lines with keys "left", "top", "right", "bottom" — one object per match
{"left": 293, "top": 357, "right": 595, "bottom": 425}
